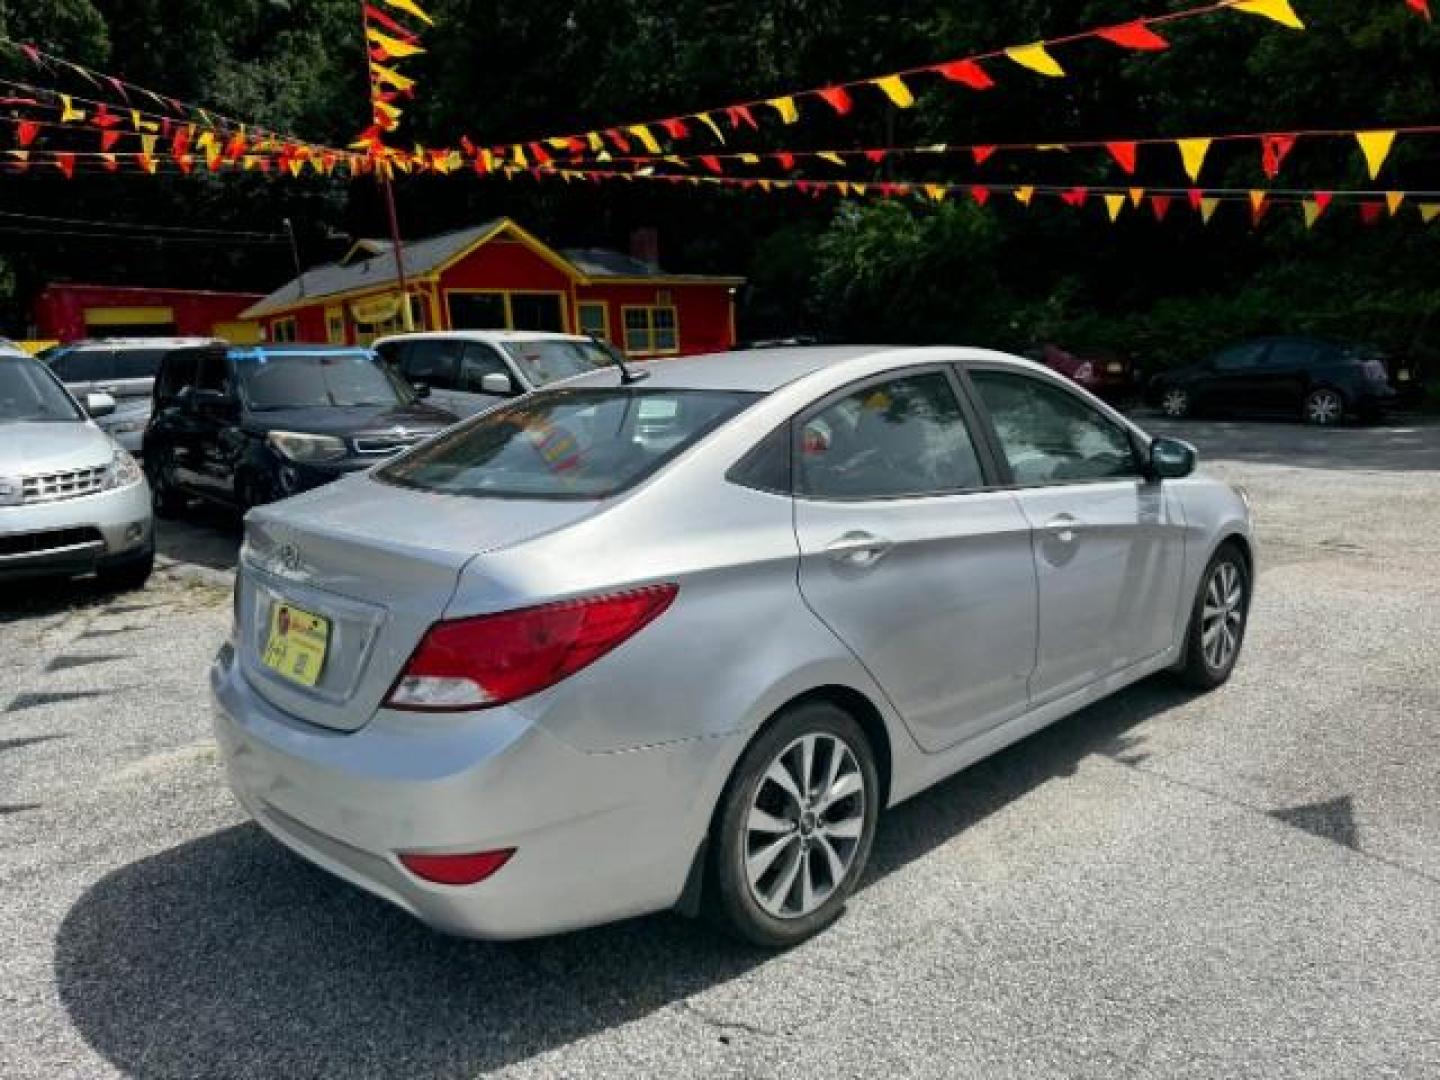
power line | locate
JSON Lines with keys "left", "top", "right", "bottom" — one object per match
{"left": 0, "top": 224, "right": 285, "bottom": 245}
{"left": 0, "top": 208, "right": 287, "bottom": 239}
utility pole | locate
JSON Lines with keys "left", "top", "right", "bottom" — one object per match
{"left": 283, "top": 218, "right": 306, "bottom": 297}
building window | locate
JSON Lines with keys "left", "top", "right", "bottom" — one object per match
{"left": 325, "top": 306, "right": 346, "bottom": 344}
{"left": 622, "top": 306, "right": 678, "bottom": 356}
{"left": 578, "top": 301, "right": 609, "bottom": 341}
{"left": 271, "top": 317, "right": 298, "bottom": 343}
{"left": 447, "top": 291, "right": 566, "bottom": 333}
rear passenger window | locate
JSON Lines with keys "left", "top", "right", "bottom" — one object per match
{"left": 799, "top": 373, "right": 984, "bottom": 500}
{"left": 1265, "top": 341, "right": 1318, "bottom": 370}
{"left": 113, "top": 349, "right": 167, "bottom": 380}
{"left": 970, "top": 371, "right": 1139, "bottom": 485}
{"left": 156, "top": 350, "right": 200, "bottom": 402}
{"left": 54, "top": 349, "right": 112, "bottom": 383}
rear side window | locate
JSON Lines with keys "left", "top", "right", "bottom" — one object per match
{"left": 970, "top": 370, "right": 1139, "bottom": 485}
{"left": 1264, "top": 341, "right": 1319, "bottom": 370}
{"left": 1211, "top": 342, "right": 1268, "bottom": 372}
{"left": 53, "top": 349, "right": 112, "bottom": 383}
{"left": 379, "top": 388, "right": 758, "bottom": 500}
{"left": 155, "top": 349, "right": 202, "bottom": 401}
{"left": 113, "top": 349, "right": 167, "bottom": 380}
{"left": 798, "top": 373, "right": 984, "bottom": 500}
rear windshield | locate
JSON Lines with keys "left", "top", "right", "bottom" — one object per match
{"left": 501, "top": 340, "right": 611, "bottom": 388}
{"left": 378, "top": 387, "right": 758, "bottom": 499}
{"left": 234, "top": 350, "right": 414, "bottom": 410}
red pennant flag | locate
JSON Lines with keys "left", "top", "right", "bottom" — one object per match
{"left": 172, "top": 126, "right": 191, "bottom": 157}
{"left": 530, "top": 142, "right": 552, "bottom": 165}
{"left": 54, "top": 152, "right": 75, "bottom": 179}
{"left": 1187, "top": 188, "right": 1205, "bottom": 211}
{"left": 17, "top": 120, "right": 40, "bottom": 147}
{"left": 100, "top": 129, "right": 122, "bottom": 152}
{"left": 1315, "top": 191, "right": 1333, "bottom": 213}
{"left": 864, "top": 149, "right": 888, "bottom": 165}
{"left": 775, "top": 152, "right": 795, "bottom": 169}
{"left": 1095, "top": 21, "right": 1170, "bottom": 50}
{"left": 660, "top": 117, "right": 689, "bottom": 140}
{"left": 972, "top": 145, "right": 997, "bottom": 166}
{"left": 1405, "top": 0, "right": 1430, "bottom": 19}
{"left": 1150, "top": 194, "right": 1173, "bottom": 221}
{"left": 92, "top": 104, "right": 120, "bottom": 129}
{"left": 700, "top": 155, "right": 724, "bottom": 175}
{"left": 176, "top": 153, "right": 193, "bottom": 174}
{"left": 20, "top": 43, "right": 43, "bottom": 66}
{"left": 934, "top": 59, "right": 994, "bottom": 89}
{"left": 364, "top": 4, "right": 419, "bottom": 41}
{"left": 225, "top": 133, "right": 247, "bottom": 160}
{"left": 1061, "top": 186, "right": 1089, "bottom": 207}
{"left": 1106, "top": 141, "right": 1138, "bottom": 174}
{"left": 726, "top": 105, "right": 758, "bottom": 130}
{"left": 817, "top": 86, "right": 854, "bottom": 116}
{"left": 970, "top": 185, "right": 991, "bottom": 206}
{"left": 605, "top": 128, "right": 631, "bottom": 153}
{"left": 1359, "top": 201, "right": 1384, "bottom": 225}
{"left": 1260, "top": 134, "right": 1297, "bottom": 179}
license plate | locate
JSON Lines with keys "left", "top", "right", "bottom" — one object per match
{"left": 262, "top": 602, "right": 330, "bottom": 687}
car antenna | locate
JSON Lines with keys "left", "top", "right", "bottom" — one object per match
{"left": 588, "top": 332, "right": 649, "bottom": 385}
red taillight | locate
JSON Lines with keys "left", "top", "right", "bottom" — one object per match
{"left": 385, "top": 584, "right": 678, "bottom": 712}
{"left": 399, "top": 848, "right": 515, "bottom": 885}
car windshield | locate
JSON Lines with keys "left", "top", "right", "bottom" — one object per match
{"left": 234, "top": 349, "right": 414, "bottom": 410}
{"left": 501, "top": 340, "right": 613, "bottom": 388}
{"left": 0, "top": 357, "right": 83, "bottom": 422}
{"left": 378, "top": 387, "right": 758, "bottom": 499}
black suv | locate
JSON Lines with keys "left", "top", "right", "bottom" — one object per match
{"left": 142, "top": 343, "right": 459, "bottom": 515}
{"left": 1148, "top": 336, "right": 1397, "bottom": 425}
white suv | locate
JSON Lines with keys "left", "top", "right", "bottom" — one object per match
{"left": 374, "top": 331, "right": 613, "bottom": 417}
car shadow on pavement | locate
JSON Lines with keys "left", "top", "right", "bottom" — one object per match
{"left": 154, "top": 502, "right": 243, "bottom": 573}
{"left": 0, "top": 576, "right": 156, "bottom": 623}
{"left": 1136, "top": 415, "right": 1440, "bottom": 473}
{"left": 53, "top": 677, "right": 1189, "bottom": 1078}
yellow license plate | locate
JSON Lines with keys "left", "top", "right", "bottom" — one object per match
{"left": 261, "top": 602, "right": 331, "bottom": 687}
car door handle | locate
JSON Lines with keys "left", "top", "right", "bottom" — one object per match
{"left": 1043, "top": 514, "right": 1083, "bottom": 544}
{"left": 825, "top": 531, "right": 893, "bottom": 567}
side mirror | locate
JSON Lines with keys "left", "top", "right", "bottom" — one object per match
{"left": 480, "top": 372, "right": 515, "bottom": 396}
{"left": 84, "top": 392, "right": 116, "bottom": 419}
{"left": 411, "top": 382, "right": 432, "bottom": 399}
{"left": 1149, "top": 436, "right": 1197, "bottom": 480}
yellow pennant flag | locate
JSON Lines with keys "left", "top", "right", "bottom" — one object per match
{"left": 60, "top": 94, "right": 86, "bottom": 123}
{"left": 817, "top": 151, "right": 846, "bottom": 167}
{"left": 628, "top": 124, "right": 662, "bottom": 154}
{"left": 758, "top": 179, "right": 772, "bottom": 193}
{"left": 366, "top": 27, "right": 426, "bottom": 59}
{"left": 1228, "top": 0, "right": 1306, "bottom": 30}
{"left": 371, "top": 63, "right": 416, "bottom": 93}
{"left": 925, "top": 183, "right": 947, "bottom": 202}
{"left": 1386, "top": 192, "right": 1405, "bottom": 216}
{"left": 1249, "top": 190, "right": 1267, "bottom": 212}
{"left": 835, "top": 182, "right": 850, "bottom": 197}
{"left": 8, "top": 150, "right": 28, "bottom": 163}
{"left": 1200, "top": 197, "right": 1221, "bottom": 224}
{"left": 1128, "top": 187, "right": 1145, "bottom": 208}
{"left": 287, "top": 158, "right": 305, "bottom": 178}
{"left": 1302, "top": 200, "right": 1323, "bottom": 229}
{"left": 663, "top": 155, "right": 685, "bottom": 167}
{"left": 1104, "top": 194, "right": 1126, "bottom": 222}
{"left": 140, "top": 134, "right": 157, "bottom": 158}
{"left": 1418, "top": 203, "right": 1440, "bottom": 224}
{"left": 380, "top": 0, "right": 434, "bottom": 25}
{"left": 1014, "top": 185, "right": 1035, "bottom": 206}
{"left": 1177, "top": 138, "right": 1212, "bottom": 182}
{"left": 511, "top": 144, "right": 528, "bottom": 167}
{"left": 872, "top": 75, "right": 915, "bottom": 108}
{"left": 1355, "top": 130, "right": 1396, "bottom": 180}
{"left": 694, "top": 112, "right": 726, "bottom": 144}
{"left": 547, "top": 137, "right": 571, "bottom": 150}
{"left": 852, "top": 183, "right": 867, "bottom": 196}
{"left": 1005, "top": 42, "right": 1066, "bottom": 78}
{"left": 768, "top": 96, "right": 799, "bottom": 124}
{"left": 738, "top": 152, "right": 760, "bottom": 164}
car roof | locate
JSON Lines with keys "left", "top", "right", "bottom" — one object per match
{"left": 226, "top": 344, "right": 377, "bottom": 358}
{"left": 55, "top": 337, "right": 219, "bottom": 350}
{"left": 373, "top": 330, "right": 592, "bottom": 346}
{"left": 554, "top": 346, "right": 1041, "bottom": 394}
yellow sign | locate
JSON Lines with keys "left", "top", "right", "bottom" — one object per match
{"left": 261, "top": 602, "right": 330, "bottom": 688}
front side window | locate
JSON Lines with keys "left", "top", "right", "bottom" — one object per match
{"left": 0, "top": 357, "right": 83, "bottom": 422}
{"left": 401, "top": 339, "right": 464, "bottom": 389}
{"left": 799, "top": 372, "right": 984, "bottom": 500}
{"left": 623, "top": 306, "right": 679, "bottom": 355}
{"left": 234, "top": 350, "right": 413, "bottom": 410}
{"left": 379, "top": 388, "right": 757, "bottom": 500}
{"left": 113, "top": 349, "right": 168, "bottom": 380}
{"left": 1211, "top": 342, "right": 1268, "bottom": 372}
{"left": 970, "top": 370, "right": 1139, "bottom": 485}
{"left": 51, "top": 348, "right": 112, "bottom": 383}
{"left": 459, "top": 344, "right": 510, "bottom": 391}
{"left": 502, "top": 340, "right": 611, "bottom": 388}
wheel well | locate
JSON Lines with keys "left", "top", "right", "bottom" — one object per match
{"left": 1219, "top": 533, "right": 1253, "bottom": 577}
{"left": 766, "top": 685, "right": 893, "bottom": 809}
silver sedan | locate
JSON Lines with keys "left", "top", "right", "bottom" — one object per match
{"left": 211, "top": 346, "right": 1254, "bottom": 947}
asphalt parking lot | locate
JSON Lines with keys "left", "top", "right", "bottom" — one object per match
{"left": 2, "top": 416, "right": 1438, "bottom": 1079}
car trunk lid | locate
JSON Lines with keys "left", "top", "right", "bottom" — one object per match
{"left": 237, "top": 475, "right": 599, "bottom": 731}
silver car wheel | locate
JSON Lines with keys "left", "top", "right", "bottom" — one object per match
{"left": 1200, "top": 560, "right": 1245, "bottom": 672}
{"left": 1162, "top": 388, "right": 1190, "bottom": 417}
{"left": 744, "top": 733, "right": 867, "bottom": 920}
{"left": 1305, "top": 389, "right": 1343, "bottom": 425}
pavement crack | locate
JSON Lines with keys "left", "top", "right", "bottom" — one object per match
{"left": 675, "top": 998, "right": 785, "bottom": 1041}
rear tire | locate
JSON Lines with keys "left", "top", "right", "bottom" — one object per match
{"left": 1176, "top": 543, "right": 1251, "bottom": 691}
{"left": 709, "top": 701, "right": 880, "bottom": 949}
{"left": 1160, "top": 387, "right": 1192, "bottom": 418}
{"left": 147, "top": 452, "right": 185, "bottom": 519}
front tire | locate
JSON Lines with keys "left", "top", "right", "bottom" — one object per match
{"left": 1176, "top": 544, "right": 1251, "bottom": 690}
{"left": 147, "top": 451, "right": 186, "bottom": 519}
{"left": 1303, "top": 387, "right": 1345, "bottom": 426}
{"left": 710, "top": 702, "right": 880, "bottom": 949}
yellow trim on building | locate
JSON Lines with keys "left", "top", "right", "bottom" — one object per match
{"left": 84, "top": 305, "right": 175, "bottom": 327}
{"left": 577, "top": 300, "right": 610, "bottom": 341}
{"left": 620, "top": 304, "right": 680, "bottom": 357}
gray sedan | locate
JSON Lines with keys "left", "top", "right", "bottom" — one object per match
{"left": 211, "top": 346, "right": 1254, "bottom": 947}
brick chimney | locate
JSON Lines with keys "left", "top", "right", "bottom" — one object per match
{"left": 629, "top": 227, "right": 660, "bottom": 270}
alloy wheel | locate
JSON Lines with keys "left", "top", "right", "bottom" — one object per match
{"left": 1306, "top": 389, "right": 1343, "bottom": 425}
{"left": 1200, "top": 560, "right": 1245, "bottom": 672}
{"left": 1162, "top": 389, "right": 1190, "bottom": 417}
{"left": 744, "top": 733, "right": 867, "bottom": 920}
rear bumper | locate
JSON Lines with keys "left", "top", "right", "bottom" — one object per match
{"left": 209, "top": 642, "right": 732, "bottom": 939}
{"left": 0, "top": 481, "right": 152, "bottom": 579}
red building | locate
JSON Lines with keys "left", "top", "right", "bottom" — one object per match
{"left": 242, "top": 218, "right": 745, "bottom": 358}
{"left": 31, "top": 284, "right": 263, "bottom": 343}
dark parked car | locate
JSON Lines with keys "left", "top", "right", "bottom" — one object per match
{"left": 1148, "top": 337, "right": 1397, "bottom": 425}
{"left": 142, "top": 343, "right": 459, "bottom": 515}
{"left": 1033, "top": 344, "right": 1140, "bottom": 404}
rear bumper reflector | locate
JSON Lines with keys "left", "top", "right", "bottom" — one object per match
{"left": 397, "top": 848, "right": 516, "bottom": 886}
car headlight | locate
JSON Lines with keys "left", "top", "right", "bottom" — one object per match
{"left": 0, "top": 475, "right": 21, "bottom": 507}
{"left": 266, "top": 431, "right": 348, "bottom": 463}
{"left": 102, "top": 449, "right": 144, "bottom": 491}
